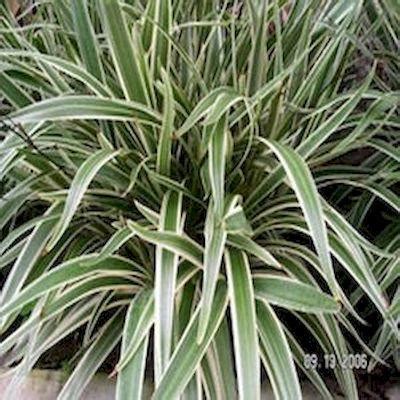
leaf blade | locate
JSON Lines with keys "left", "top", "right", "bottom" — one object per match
{"left": 225, "top": 249, "right": 260, "bottom": 399}
{"left": 47, "top": 149, "right": 120, "bottom": 250}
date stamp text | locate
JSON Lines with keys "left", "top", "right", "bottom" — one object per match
{"left": 303, "top": 353, "right": 368, "bottom": 370}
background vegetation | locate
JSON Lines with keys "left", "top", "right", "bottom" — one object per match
{"left": 0, "top": 0, "right": 399, "bottom": 399}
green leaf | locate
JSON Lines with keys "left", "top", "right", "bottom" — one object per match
{"left": 246, "top": 74, "right": 373, "bottom": 212}
{"left": 153, "top": 281, "right": 228, "bottom": 400}
{"left": 337, "top": 180, "right": 400, "bottom": 212}
{"left": 223, "top": 195, "right": 253, "bottom": 235}
{"left": 127, "top": 220, "right": 203, "bottom": 268}
{"left": 116, "top": 291, "right": 151, "bottom": 400}
{"left": 368, "top": 138, "right": 400, "bottom": 163}
{"left": 257, "top": 300, "right": 302, "bottom": 400}
{"left": 156, "top": 70, "right": 175, "bottom": 176}
{"left": 329, "top": 234, "right": 389, "bottom": 317}
{"left": 246, "top": 0, "right": 267, "bottom": 95}
{"left": 0, "top": 240, "right": 27, "bottom": 271}
{"left": 253, "top": 275, "right": 340, "bottom": 313}
{"left": 134, "top": 200, "right": 160, "bottom": 226}
{"left": 0, "top": 213, "right": 59, "bottom": 257}
{"left": 58, "top": 310, "right": 124, "bottom": 400}
{"left": 208, "top": 117, "right": 227, "bottom": 216}
{"left": 204, "top": 91, "right": 244, "bottom": 126}
{"left": 0, "top": 192, "right": 27, "bottom": 231}
{"left": 39, "top": 54, "right": 111, "bottom": 96}
{"left": 225, "top": 249, "right": 260, "bottom": 399}
{"left": 177, "top": 88, "right": 237, "bottom": 137}
{"left": 0, "top": 255, "right": 135, "bottom": 317}
{"left": 0, "top": 204, "right": 61, "bottom": 307}
{"left": 145, "top": 0, "right": 172, "bottom": 76}
{"left": 47, "top": 149, "right": 120, "bottom": 250}
{"left": 210, "top": 318, "right": 237, "bottom": 399}
{"left": 99, "top": 0, "right": 149, "bottom": 104}
{"left": 285, "top": 329, "right": 334, "bottom": 400}
{"left": 116, "top": 290, "right": 154, "bottom": 372}
{"left": 197, "top": 208, "right": 227, "bottom": 342}
{"left": 227, "top": 234, "right": 281, "bottom": 269}
{"left": 197, "top": 117, "right": 228, "bottom": 341}
{"left": 43, "top": 276, "right": 137, "bottom": 318}
{"left": 88, "top": 227, "right": 136, "bottom": 265}
{"left": 71, "top": 0, "right": 103, "bottom": 81}
{"left": 154, "top": 190, "right": 182, "bottom": 382}
{"left": 297, "top": 69, "right": 373, "bottom": 158}
{"left": 9, "top": 96, "right": 160, "bottom": 125}
{"left": 0, "top": 71, "right": 32, "bottom": 107}
{"left": 259, "top": 139, "right": 338, "bottom": 298}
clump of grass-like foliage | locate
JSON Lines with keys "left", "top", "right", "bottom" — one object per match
{"left": 0, "top": 1, "right": 399, "bottom": 399}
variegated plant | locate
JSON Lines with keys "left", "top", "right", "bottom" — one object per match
{"left": 0, "top": 1, "right": 398, "bottom": 399}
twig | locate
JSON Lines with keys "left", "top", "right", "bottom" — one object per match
{"left": 0, "top": 116, "right": 73, "bottom": 178}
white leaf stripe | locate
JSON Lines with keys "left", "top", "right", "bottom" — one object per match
{"left": 116, "top": 292, "right": 149, "bottom": 400}
{"left": 259, "top": 139, "right": 339, "bottom": 299}
{"left": 197, "top": 215, "right": 226, "bottom": 342}
{"left": 0, "top": 256, "right": 136, "bottom": 317}
{"left": 86, "top": 227, "right": 136, "bottom": 267}
{"left": 245, "top": 75, "right": 373, "bottom": 212}
{"left": 154, "top": 191, "right": 182, "bottom": 383}
{"left": 197, "top": 117, "right": 228, "bottom": 342}
{"left": 99, "top": 0, "right": 149, "bottom": 104}
{"left": 10, "top": 96, "right": 161, "bottom": 124}
{"left": 209, "top": 117, "right": 227, "bottom": 216}
{"left": 227, "top": 234, "right": 281, "bottom": 269}
{"left": 156, "top": 70, "right": 175, "bottom": 175}
{"left": 71, "top": 0, "right": 104, "bottom": 81}
{"left": 0, "top": 204, "right": 61, "bottom": 307}
{"left": 115, "top": 293, "right": 154, "bottom": 372}
{"left": 225, "top": 249, "right": 260, "bottom": 400}
{"left": 127, "top": 220, "right": 203, "bottom": 268}
{"left": 253, "top": 275, "right": 339, "bottom": 313}
{"left": 257, "top": 300, "right": 302, "bottom": 400}
{"left": 47, "top": 149, "right": 120, "bottom": 250}
{"left": 153, "top": 282, "right": 228, "bottom": 400}
{"left": 58, "top": 311, "right": 124, "bottom": 400}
